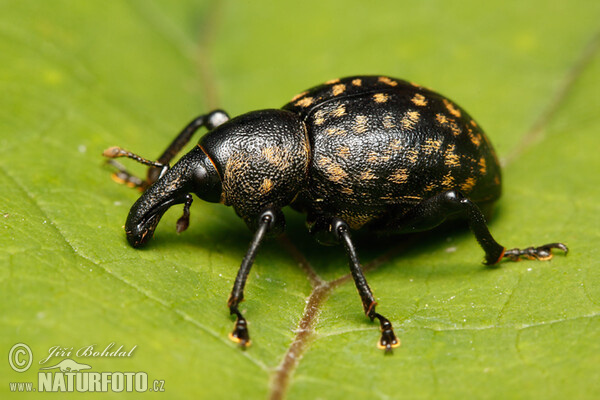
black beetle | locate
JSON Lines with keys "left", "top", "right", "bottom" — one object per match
{"left": 104, "top": 75, "right": 567, "bottom": 351}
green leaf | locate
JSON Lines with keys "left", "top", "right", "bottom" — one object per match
{"left": 1, "top": 1, "right": 599, "bottom": 399}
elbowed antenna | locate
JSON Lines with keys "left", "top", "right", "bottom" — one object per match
{"left": 124, "top": 146, "right": 222, "bottom": 247}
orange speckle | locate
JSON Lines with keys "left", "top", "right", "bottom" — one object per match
{"left": 449, "top": 120, "right": 462, "bottom": 136}
{"left": 470, "top": 119, "right": 478, "bottom": 127}
{"left": 366, "top": 151, "right": 379, "bottom": 163}
{"left": 332, "top": 84, "right": 346, "bottom": 96}
{"left": 360, "top": 170, "right": 377, "bottom": 180}
{"left": 389, "top": 139, "right": 403, "bottom": 151}
{"left": 436, "top": 113, "right": 449, "bottom": 125}
{"left": 422, "top": 139, "right": 442, "bottom": 154}
{"left": 326, "top": 163, "right": 347, "bottom": 182}
{"left": 340, "top": 186, "right": 354, "bottom": 195}
{"left": 460, "top": 177, "right": 477, "bottom": 192}
{"left": 411, "top": 93, "right": 428, "bottom": 107}
{"left": 373, "top": 93, "right": 389, "bottom": 103}
{"left": 295, "top": 96, "right": 314, "bottom": 107}
{"left": 325, "top": 78, "right": 340, "bottom": 85}
{"left": 444, "top": 145, "right": 460, "bottom": 168}
{"left": 468, "top": 129, "right": 482, "bottom": 146}
{"left": 290, "top": 91, "right": 308, "bottom": 102}
{"left": 351, "top": 78, "right": 362, "bottom": 86}
{"left": 388, "top": 168, "right": 409, "bottom": 184}
{"left": 354, "top": 115, "right": 368, "bottom": 133}
{"left": 478, "top": 157, "right": 487, "bottom": 174}
{"left": 383, "top": 114, "right": 396, "bottom": 129}
{"left": 259, "top": 178, "right": 274, "bottom": 194}
{"left": 405, "top": 149, "right": 419, "bottom": 164}
{"left": 443, "top": 99, "right": 462, "bottom": 118}
{"left": 330, "top": 104, "right": 347, "bottom": 118}
{"left": 378, "top": 76, "right": 398, "bottom": 86}
{"left": 313, "top": 109, "right": 326, "bottom": 125}
{"left": 401, "top": 111, "right": 420, "bottom": 129}
{"left": 325, "top": 126, "right": 347, "bottom": 136}
{"left": 336, "top": 146, "right": 351, "bottom": 159}
{"left": 442, "top": 173, "right": 454, "bottom": 187}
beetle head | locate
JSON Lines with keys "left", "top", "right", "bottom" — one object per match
{"left": 125, "top": 146, "right": 221, "bottom": 247}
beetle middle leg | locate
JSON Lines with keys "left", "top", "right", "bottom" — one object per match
{"left": 382, "top": 189, "right": 568, "bottom": 265}
{"left": 310, "top": 216, "right": 400, "bottom": 352}
{"left": 103, "top": 110, "right": 229, "bottom": 188}
{"left": 227, "top": 208, "right": 281, "bottom": 348}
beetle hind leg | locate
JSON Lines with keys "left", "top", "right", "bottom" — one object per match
{"left": 384, "top": 189, "right": 568, "bottom": 265}
{"left": 502, "top": 242, "right": 568, "bottom": 262}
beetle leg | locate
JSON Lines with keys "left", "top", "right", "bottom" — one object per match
{"left": 386, "top": 190, "right": 568, "bottom": 265}
{"left": 312, "top": 216, "right": 400, "bottom": 352}
{"left": 227, "top": 208, "right": 278, "bottom": 348}
{"left": 103, "top": 110, "right": 229, "bottom": 187}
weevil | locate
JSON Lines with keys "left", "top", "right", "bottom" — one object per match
{"left": 104, "top": 75, "right": 567, "bottom": 351}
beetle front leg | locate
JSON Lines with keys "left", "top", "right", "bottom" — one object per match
{"left": 103, "top": 110, "right": 229, "bottom": 188}
{"left": 311, "top": 216, "right": 400, "bottom": 352}
{"left": 227, "top": 208, "right": 279, "bottom": 348}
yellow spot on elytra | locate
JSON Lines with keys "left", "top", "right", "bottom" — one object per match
{"left": 326, "top": 163, "right": 347, "bottom": 182}
{"left": 332, "top": 84, "right": 346, "bottom": 96}
{"left": 468, "top": 129, "right": 482, "bottom": 146}
{"left": 388, "top": 168, "right": 409, "bottom": 184}
{"left": 460, "top": 177, "right": 477, "bottom": 192}
{"left": 378, "top": 76, "right": 398, "bottom": 86}
{"left": 325, "top": 126, "right": 347, "bottom": 136}
{"left": 401, "top": 111, "right": 420, "bottom": 129}
{"left": 259, "top": 178, "right": 274, "bottom": 194}
{"left": 325, "top": 78, "right": 340, "bottom": 85}
{"left": 295, "top": 97, "right": 314, "bottom": 107}
{"left": 340, "top": 186, "right": 354, "bottom": 195}
{"left": 494, "top": 175, "right": 500, "bottom": 185}
{"left": 442, "top": 173, "right": 454, "bottom": 187}
{"left": 314, "top": 109, "right": 326, "bottom": 125}
{"left": 422, "top": 139, "right": 442, "bottom": 154}
{"left": 470, "top": 119, "right": 478, "bottom": 127}
{"left": 290, "top": 91, "right": 308, "bottom": 102}
{"left": 479, "top": 157, "right": 487, "bottom": 174}
{"left": 360, "top": 170, "right": 377, "bottom": 180}
{"left": 411, "top": 93, "right": 428, "bottom": 107}
{"left": 449, "top": 120, "right": 461, "bottom": 136}
{"left": 373, "top": 93, "right": 389, "bottom": 103}
{"left": 352, "top": 78, "right": 362, "bottom": 86}
{"left": 389, "top": 139, "right": 402, "bottom": 151}
{"left": 383, "top": 114, "right": 396, "bottom": 129}
{"left": 424, "top": 183, "right": 436, "bottom": 192}
{"left": 318, "top": 156, "right": 347, "bottom": 183}
{"left": 336, "top": 146, "right": 350, "bottom": 159}
{"left": 444, "top": 145, "right": 460, "bottom": 168}
{"left": 366, "top": 151, "right": 379, "bottom": 163}
{"left": 330, "top": 104, "right": 347, "bottom": 118}
{"left": 405, "top": 149, "right": 419, "bottom": 164}
{"left": 354, "top": 115, "right": 368, "bottom": 133}
{"left": 443, "top": 99, "right": 462, "bottom": 118}
{"left": 410, "top": 82, "right": 421, "bottom": 88}
{"left": 436, "top": 113, "right": 448, "bottom": 125}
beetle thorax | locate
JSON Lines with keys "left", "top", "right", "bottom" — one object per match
{"left": 200, "top": 109, "right": 310, "bottom": 228}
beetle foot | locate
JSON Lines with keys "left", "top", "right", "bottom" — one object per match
{"left": 503, "top": 242, "right": 568, "bottom": 262}
{"left": 229, "top": 316, "right": 251, "bottom": 348}
{"left": 374, "top": 313, "right": 400, "bottom": 352}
